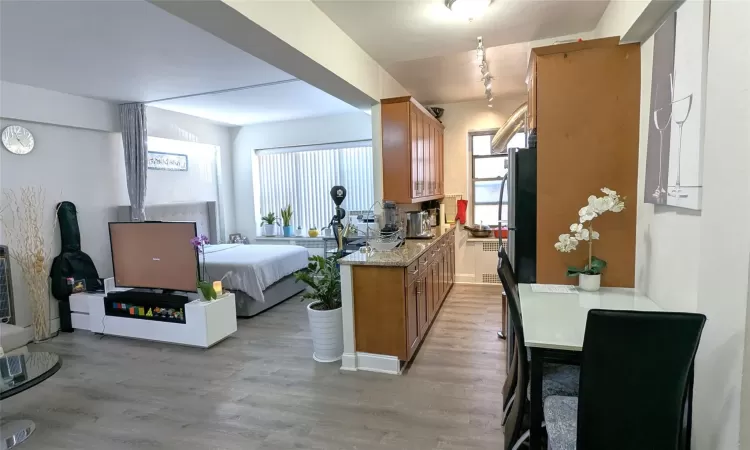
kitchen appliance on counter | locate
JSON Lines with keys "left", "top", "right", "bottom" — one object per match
{"left": 381, "top": 201, "right": 399, "bottom": 234}
{"left": 405, "top": 211, "right": 433, "bottom": 239}
{"left": 421, "top": 200, "right": 441, "bottom": 228}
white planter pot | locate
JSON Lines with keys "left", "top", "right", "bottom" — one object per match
{"left": 307, "top": 302, "right": 344, "bottom": 363}
{"left": 263, "top": 224, "right": 276, "bottom": 236}
{"left": 579, "top": 274, "right": 601, "bottom": 292}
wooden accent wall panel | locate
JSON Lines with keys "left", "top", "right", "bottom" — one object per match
{"left": 535, "top": 43, "right": 640, "bottom": 287}
{"left": 353, "top": 266, "right": 407, "bottom": 359}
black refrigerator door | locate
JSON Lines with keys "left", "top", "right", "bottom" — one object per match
{"left": 513, "top": 147, "right": 537, "bottom": 283}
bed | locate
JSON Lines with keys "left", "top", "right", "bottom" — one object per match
{"left": 202, "top": 244, "right": 309, "bottom": 317}
{"left": 120, "top": 202, "right": 309, "bottom": 317}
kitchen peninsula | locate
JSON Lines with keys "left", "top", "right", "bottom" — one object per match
{"left": 339, "top": 225, "right": 456, "bottom": 374}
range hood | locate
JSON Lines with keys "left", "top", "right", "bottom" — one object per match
{"left": 491, "top": 102, "right": 527, "bottom": 154}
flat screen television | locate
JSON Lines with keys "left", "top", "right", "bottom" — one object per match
{"left": 109, "top": 222, "right": 198, "bottom": 292}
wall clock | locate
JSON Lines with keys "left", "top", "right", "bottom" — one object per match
{"left": 1, "top": 125, "right": 35, "bottom": 155}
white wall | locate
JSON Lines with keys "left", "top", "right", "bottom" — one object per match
{"left": 0, "top": 83, "right": 236, "bottom": 334}
{"left": 0, "top": 81, "right": 119, "bottom": 133}
{"left": 624, "top": 2, "right": 750, "bottom": 448}
{"left": 634, "top": 38, "right": 702, "bottom": 313}
{"left": 114, "top": 137, "right": 220, "bottom": 208}
{"left": 145, "top": 106, "right": 234, "bottom": 238}
{"left": 692, "top": 1, "right": 749, "bottom": 447}
{"left": 428, "top": 97, "right": 526, "bottom": 283}
{"left": 231, "top": 111, "right": 373, "bottom": 238}
{"left": 0, "top": 118, "right": 121, "bottom": 331}
{"left": 593, "top": 0, "right": 650, "bottom": 39}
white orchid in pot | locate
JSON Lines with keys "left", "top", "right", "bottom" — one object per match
{"left": 554, "top": 188, "right": 626, "bottom": 291}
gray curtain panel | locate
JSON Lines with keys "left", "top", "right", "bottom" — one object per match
{"left": 119, "top": 103, "right": 148, "bottom": 221}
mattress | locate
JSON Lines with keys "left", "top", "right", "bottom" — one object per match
{"left": 202, "top": 244, "right": 309, "bottom": 303}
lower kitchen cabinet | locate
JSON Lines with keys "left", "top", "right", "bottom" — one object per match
{"left": 351, "top": 227, "right": 456, "bottom": 363}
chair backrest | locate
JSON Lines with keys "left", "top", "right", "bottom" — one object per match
{"left": 498, "top": 247, "right": 529, "bottom": 449}
{"left": 577, "top": 309, "right": 706, "bottom": 450}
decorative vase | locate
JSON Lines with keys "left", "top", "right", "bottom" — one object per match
{"left": 283, "top": 226, "right": 293, "bottom": 237}
{"left": 578, "top": 274, "right": 601, "bottom": 292}
{"left": 308, "top": 229, "right": 319, "bottom": 238}
{"left": 307, "top": 302, "right": 344, "bottom": 362}
{"left": 263, "top": 224, "right": 276, "bottom": 236}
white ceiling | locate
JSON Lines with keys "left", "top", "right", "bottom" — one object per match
{"left": 314, "top": 0, "right": 609, "bottom": 102}
{"left": 151, "top": 80, "right": 360, "bottom": 126}
{"left": 387, "top": 42, "right": 530, "bottom": 105}
{"left": 314, "top": 0, "right": 609, "bottom": 64}
{"left": 0, "top": 0, "right": 357, "bottom": 125}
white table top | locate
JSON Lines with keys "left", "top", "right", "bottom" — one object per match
{"left": 519, "top": 284, "right": 663, "bottom": 351}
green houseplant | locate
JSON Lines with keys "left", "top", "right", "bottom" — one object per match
{"left": 294, "top": 255, "right": 343, "bottom": 362}
{"left": 190, "top": 234, "right": 216, "bottom": 300}
{"left": 261, "top": 212, "right": 277, "bottom": 237}
{"left": 280, "top": 204, "right": 293, "bottom": 237}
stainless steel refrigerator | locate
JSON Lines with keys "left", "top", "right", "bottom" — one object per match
{"left": 499, "top": 146, "right": 537, "bottom": 284}
{"left": 498, "top": 145, "right": 537, "bottom": 367}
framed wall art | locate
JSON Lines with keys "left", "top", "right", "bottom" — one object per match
{"left": 147, "top": 151, "right": 188, "bottom": 172}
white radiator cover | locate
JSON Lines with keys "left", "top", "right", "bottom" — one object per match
{"left": 456, "top": 238, "right": 507, "bottom": 284}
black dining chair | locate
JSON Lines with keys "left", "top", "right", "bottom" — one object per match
{"left": 498, "top": 247, "right": 580, "bottom": 450}
{"left": 544, "top": 309, "right": 706, "bottom": 450}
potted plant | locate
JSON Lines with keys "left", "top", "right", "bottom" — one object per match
{"left": 554, "top": 187, "right": 626, "bottom": 291}
{"left": 190, "top": 234, "right": 217, "bottom": 300}
{"left": 308, "top": 226, "right": 319, "bottom": 238}
{"left": 280, "top": 204, "right": 293, "bottom": 237}
{"left": 294, "top": 255, "right": 343, "bottom": 362}
{"left": 260, "top": 212, "right": 277, "bottom": 237}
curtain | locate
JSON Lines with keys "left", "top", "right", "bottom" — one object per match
{"left": 257, "top": 144, "right": 374, "bottom": 230}
{"left": 119, "top": 103, "right": 148, "bottom": 221}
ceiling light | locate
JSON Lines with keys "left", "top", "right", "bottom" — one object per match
{"left": 488, "top": 103, "right": 493, "bottom": 108}
{"left": 477, "top": 35, "right": 494, "bottom": 106}
{"left": 446, "top": 0, "right": 492, "bottom": 21}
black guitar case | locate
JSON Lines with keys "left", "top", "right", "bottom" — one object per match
{"left": 50, "top": 202, "right": 103, "bottom": 329}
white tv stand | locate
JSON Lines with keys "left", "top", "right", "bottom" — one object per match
{"left": 69, "top": 291, "right": 237, "bottom": 348}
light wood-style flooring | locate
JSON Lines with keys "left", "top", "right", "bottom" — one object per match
{"left": 3, "top": 285, "right": 506, "bottom": 450}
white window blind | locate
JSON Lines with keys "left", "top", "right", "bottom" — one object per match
{"left": 257, "top": 142, "right": 374, "bottom": 230}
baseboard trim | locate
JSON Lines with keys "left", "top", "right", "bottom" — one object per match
{"left": 455, "top": 281, "right": 501, "bottom": 286}
{"left": 456, "top": 274, "right": 476, "bottom": 283}
{"left": 355, "top": 352, "right": 401, "bottom": 375}
{"left": 340, "top": 353, "right": 357, "bottom": 372}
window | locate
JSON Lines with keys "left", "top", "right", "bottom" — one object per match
{"left": 256, "top": 141, "right": 374, "bottom": 230}
{"left": 470, "top": 130, "right": 525, "bottom": 227}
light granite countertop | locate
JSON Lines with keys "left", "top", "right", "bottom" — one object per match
{"left": 338, "top": 225, "right": 455, "bottom": 267}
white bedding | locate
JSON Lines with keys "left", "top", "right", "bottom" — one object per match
{"left": 202, "top": 244, "right": 309, "bottom": 303}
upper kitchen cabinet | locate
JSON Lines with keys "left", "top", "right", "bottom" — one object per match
{"left": 382, "top": 96, "right": 445, "bottom": 203}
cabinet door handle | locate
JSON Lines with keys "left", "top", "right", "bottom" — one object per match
{"left": 416, "top": 280, "right": 422, "bottom": 294}
{"left": 410, "top": 268, "right": 419, "bottom": 275}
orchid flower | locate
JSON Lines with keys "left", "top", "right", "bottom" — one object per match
{"left": 554, "top": 187, "right": 626, "bottom": 276}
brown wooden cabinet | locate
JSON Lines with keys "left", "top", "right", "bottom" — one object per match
{"left": 528, "top": 37, "right": 640, "bottom": 287}
{"left": 406, "top": 277, "right": 420, "bottom": 361}
{"left": 352, "top": 228, "right": 456, "bottom": 363}
{"left": 382, "top": 96, "right": 445, "bottom": 203}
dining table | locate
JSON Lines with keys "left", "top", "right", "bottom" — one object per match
{"left": 518, "top": 283, "right": 664, "bottom": 450}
